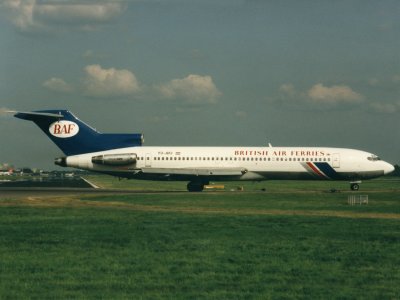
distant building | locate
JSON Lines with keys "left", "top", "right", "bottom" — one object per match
{"left": 21, "top": 168, "right": 33, "bottom": 174}
{"left": 0, "top": 170, "right": 12, "bottom": 176}
{"left": 0, "top": 164, "right": 13, "bottom": 176}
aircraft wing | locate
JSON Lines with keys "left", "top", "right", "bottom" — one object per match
{"left": 141, "top": 167, "right": 247, "bottom": 176}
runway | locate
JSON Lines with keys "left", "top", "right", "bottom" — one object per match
{"left": 0, "top": 176, "right": 181, "bottom": 198}
{"left": 0, "top": 187, "right": 186, "bottom": 199}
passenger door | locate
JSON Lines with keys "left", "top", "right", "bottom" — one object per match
{"left": 332, "top": 153, "right": 340, "bottom": 168}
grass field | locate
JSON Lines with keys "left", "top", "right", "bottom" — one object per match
{"left": 0, "top": 177, "right": 399, "bottom": 299}
{"left": 84, "top": 174, "right": 400, "bottom": 192}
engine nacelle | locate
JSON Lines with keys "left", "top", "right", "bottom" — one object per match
{"left": 91, "top": 153, "right": 137, "bottom": 166}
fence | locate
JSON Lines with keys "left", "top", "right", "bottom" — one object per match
{"left": 348, "top": 195, "right": 368, "bottom": 205}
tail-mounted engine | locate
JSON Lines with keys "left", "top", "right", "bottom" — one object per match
{"left": 91, "top": 153, "right": 137, "bottom": 166}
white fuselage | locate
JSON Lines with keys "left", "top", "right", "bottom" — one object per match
{"left": 14, "top": 110, "right": 394, "bottom": 191}
{"left": 63, "top": 146, "right": 394, "bottom": 182}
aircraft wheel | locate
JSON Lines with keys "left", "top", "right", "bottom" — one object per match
{"left": 187, "top": 182, "right": 204, "bottom": 192}
{"left": 350, "top": 183, "right": 359, "bottom": 191}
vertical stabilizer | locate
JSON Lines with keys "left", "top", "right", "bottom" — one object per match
{"left": 14, "top": 110, "right": 143, "bottom": 155}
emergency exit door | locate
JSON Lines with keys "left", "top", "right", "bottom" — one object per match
{"left": 145, "top": 153, "right": 152, "bottom": 167}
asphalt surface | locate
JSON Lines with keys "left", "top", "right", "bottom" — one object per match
{"left": 0, "top": 177, "right": 180, "bottom": 198}
{"left": 0, "top": 187, "right": 187, "bottom": 199}
{"left": 0, "top": 187, "right": 105, "bottom": 199}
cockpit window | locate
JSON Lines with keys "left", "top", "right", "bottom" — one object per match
{"left": 367, "top": 155, "right": 381, "bottom": 161}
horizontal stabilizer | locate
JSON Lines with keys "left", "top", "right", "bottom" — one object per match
{"left": 12, "top": 111, "right": 64, "bottom": 119}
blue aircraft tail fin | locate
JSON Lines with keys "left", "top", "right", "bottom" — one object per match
{"left": 14, "top": 110, "right": 143, "bottom": 156}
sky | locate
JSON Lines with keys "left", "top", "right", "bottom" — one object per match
{"left": 0, "top": 0, "right": 399, "bottom": 170}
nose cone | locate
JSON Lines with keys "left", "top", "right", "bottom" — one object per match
{"left": 383, "top": 162, "right": 395, "bottom": 175}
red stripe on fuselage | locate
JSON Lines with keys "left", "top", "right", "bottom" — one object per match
{"left": 306, "top": 162, "right": 327, "bottom": 178}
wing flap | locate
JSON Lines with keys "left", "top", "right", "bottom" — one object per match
{"left": 141, "top": 167, "right": 247, "bottom": 176}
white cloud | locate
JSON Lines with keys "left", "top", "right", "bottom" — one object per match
{"left": 279, "top": 83, "right": 296, "bottom": 97}
{"left": 276, "top": 83, "right": 364, "bottom": 110}
{"left": 83, "top": 49, "right": 107, "bottom": 60}
{"left": 370, "top": 101, "right": 400, "bottom": 114}
{"left": 1, "top": 0, "right": 36, "bottom": 31}
{"left": 368, "top": 78, "right": 379, "bottom": 87}
{"left": 83, "top": 64, "right": 140, "bottom": 98}
{"left": 1, "top": 0, "right": 126, "bottom": 33}
{"left": 39, "top": 66, "right": 221, "bottom": 102}
{"left": 156, "top": 74, "right": 221, "bottom": 104}
{"left": 235, "top": 111, "right": 248, "bottom": 119}
{"left": 392, "top": 75, "right": 400, "bottom": 83}
{"left": 378, "top": 23, "right": 393, "bottom": 32}
{"left": 307, "top": 84, "right": 363, "bottom": 104}
{"left": 43, "top": 77, "right": 73, "bottom": 93}
{"left": 0, "top": 107, "right": 14, "bottom": 118}
{"left": 148, "top": 115, "right": 169, "bottom": 123}
{"left": 83, "top": 50, "right": 95, "bottom": 59}
{"left": 277, "top": 82, "right": 400, "bottom": 114}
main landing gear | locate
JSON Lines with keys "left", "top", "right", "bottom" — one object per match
{"left": 187, "top": 181, "right": 209, "bottom": 192}
{"left": 350, "top": 181, "right": 361, "bottom": 191}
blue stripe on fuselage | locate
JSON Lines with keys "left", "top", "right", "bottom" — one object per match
{"left": 314, "top": 162, "right": 342, "bottom": 180}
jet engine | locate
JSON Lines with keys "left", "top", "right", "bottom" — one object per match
{"left": 91, "top": 153, "right": 137, "bottom": 166}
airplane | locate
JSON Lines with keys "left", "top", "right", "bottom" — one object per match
{"left": 10, "top": 109, "right": 394, "bottom": 192}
